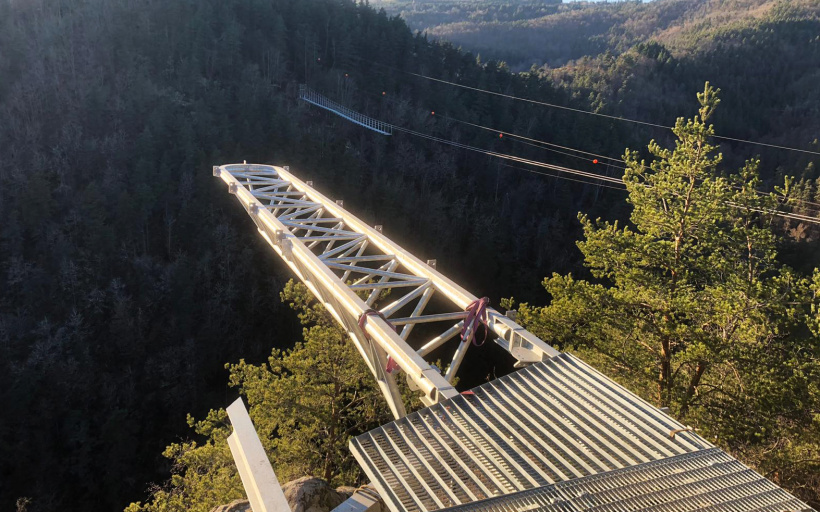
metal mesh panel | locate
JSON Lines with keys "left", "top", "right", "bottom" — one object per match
{"left": 439, "top": 450, "right": 815, "bottom": 512}
{"left": 299, "top": 85, "right": 393, "bottom": 135}
{"left": 350, "top": 353, "right": 717, "bottom": 512}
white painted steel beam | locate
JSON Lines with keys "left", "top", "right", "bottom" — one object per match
{"left": 226, "top": 398, "right": 292, "bottom": 512}
{"left": 332, "top": 487, "right": 384, "bottom": 512}
{"left": 270, "top": 164, "right": 559, "bottom": 362}
{"left": 215, "top": 163, "right": 561, "bottom": 416}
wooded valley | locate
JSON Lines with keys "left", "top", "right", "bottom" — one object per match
{"left": 1, "top": 0, "right": 818, "bottom": 510}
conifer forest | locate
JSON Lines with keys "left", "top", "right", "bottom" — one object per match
{"left": 1, "top": 0, "right": 819, "bottom": 510}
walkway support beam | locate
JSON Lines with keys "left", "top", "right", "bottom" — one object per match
{"left": 226, "top": 398, "right": 292, "bottom": 512}
{"left": 215, "top": 163, "right": 559, "bottom": 417}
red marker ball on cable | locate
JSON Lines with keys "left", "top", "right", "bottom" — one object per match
{"left": 499, "top": 133, "right": 503, "bottom": 138}
{"left": 593, "top": 159, "right": 599, "bottom": 164}
{"left": 431, "top": 111, "right": 435, "bottom": 115}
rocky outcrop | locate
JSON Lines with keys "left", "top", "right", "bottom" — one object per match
{"left": 211, "top": 499, "right": 251, "bottom": 512}
{"left": 282, "top": 477, "right": 351, "bottom": 512}
{"left": 210, "top": 476, "right": 359, "bottom": 512}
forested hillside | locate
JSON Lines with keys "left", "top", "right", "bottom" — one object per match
{"left": 379, "top": 0, "right": 820, "bottom": 68}
{"left": 1, "top": 0, "right": 819, "bottom": 510}
{"left": 0, "top": 0, "right": 647, "bottom": 509}
{"left": 376, "top": 0, "right": 820, "bottom": 173}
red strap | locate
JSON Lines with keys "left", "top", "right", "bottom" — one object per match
{"left": 358, "top": 309, "right": 401, "bottom": 374}
{"left": 462, "top": 297, "right": 490, "bottom": 346}
{"left": 385, "top": 357, "right": 400, "bottom": 373}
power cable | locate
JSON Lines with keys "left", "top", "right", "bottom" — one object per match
{"left": 354, "top": 82, "right": 820, "bottom": 210}
{"left": 429, "top": 111, "right": 820, "bottom": 212}
{"left": 347, "top": 71, "right": 820, "bottom": 211}
{"left": 390, "top": 124, "right": 626, "bottom": 185}
{"left": 336, "top": 51, "right": 820, "bottom": 156}
{"left": 408, "top": 70, "right": 820, "bottom": 156}
{"left": 499, "top": 163, "right": 628, "bottom": 191}
{"left": 305, "top": 80, "right": 820, "bottom": 219}
{"left": 437, "top": 114, "right": 628, "bottom": 167}
{"left": 389, "top": 123, "right": 820, "bottom": 225}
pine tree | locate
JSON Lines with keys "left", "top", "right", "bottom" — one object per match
{"left": 510, "top": 83, "right": 820, "bottom": 501}
{"left": 126, "top": 281, "right": 391, "bottom": 512}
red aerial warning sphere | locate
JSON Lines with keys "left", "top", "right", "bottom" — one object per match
{"left": 593, "top": 159, "right": 599, "bottom": 164}
{"left": 499, "top": 133, "right": 503, "bottom": 138}
{"left": 382, "top": 91, "right": 386, "bottom": 95}
{"left": 431, "top": 111, "right": 435, "bottom": 115}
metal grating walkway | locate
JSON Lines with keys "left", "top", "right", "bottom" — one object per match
{"left": 299, "top": 85, "right": 393, "bottom": 135}
{"left": 437, "top": 449, "right": 814, "bottom": 512}
{"left": 351, "top": 353, "right": 720, "bottom": 512}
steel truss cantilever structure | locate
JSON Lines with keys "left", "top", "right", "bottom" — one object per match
{"left": 217, "top": 163, "right": 814, "bottom": 512}
{"left": 215, "top": 163, "right": 559, "bottom": 418}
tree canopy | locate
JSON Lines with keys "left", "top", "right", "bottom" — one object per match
{"left": 509, "top": 84, "right": 820, "bottom": 503}
{"left": 2, "top": 0, "right": 819, "bottom": 509}
{"left": 126, "top": 281, "right": 391, "bottom": 512}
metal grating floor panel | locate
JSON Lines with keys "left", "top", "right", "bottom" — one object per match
{"left": 437, "top": 449, "right": 815, "bottom": 512}
{"left": 350, "top": 353, "right": 722, "bottom": 512}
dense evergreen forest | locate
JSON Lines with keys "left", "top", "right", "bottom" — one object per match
{"left": 376, "top": 0, "right": 820, "bottom": 172}
{"left": 1, "top": 0, "right": 818, "bottom": 510}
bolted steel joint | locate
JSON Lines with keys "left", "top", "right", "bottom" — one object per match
{"left": 280, "top": 239, "right": 293, "bottom": 259}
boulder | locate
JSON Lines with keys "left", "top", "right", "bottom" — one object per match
{"left": 210, "top": 499, "right": 251, "bottom": 512}
{"left": 210, "top": 477, "right": 357, "bottom": 512}
{"left": 282, "top": 476, "right": 350, "bottom": 512}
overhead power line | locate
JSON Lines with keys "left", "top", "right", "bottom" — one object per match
{"left": 347, "top": 67, "right": 820, "bottom": 210}
{"left": 390, "top": 125, "right": 625, "bottom": 185}
{"left": 437, "top": 113, "right": 629, "bottom": 168}
{"left": 429, "top": 111, "right": 820, "bottom": 212}
{"left": 337, "top": 51, "right": 820, "bottom": 156}
{"left": 390, "top": 124, "right": 820, "bottom": 225}
{"left": 499, "top": 163, "right": 628, "bottom": 191}
{"left": 409, "top": 72, "right": 820, "bottom": 156}
{"left": 301, "top": 79, "right": 820, "bottom": 221}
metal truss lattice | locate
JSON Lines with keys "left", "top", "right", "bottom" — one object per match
{"left": 215, "top": 164, "right": 559, "bottom": 418}
{"left": 218, "top": 163, "right": 813, "bottom": 512}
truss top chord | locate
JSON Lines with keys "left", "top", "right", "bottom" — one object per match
{"left": 216, "top": 163, "right": 560, "bottom": 415}
{"left": 217, "top": 163, "right": 813, "bottom": 512}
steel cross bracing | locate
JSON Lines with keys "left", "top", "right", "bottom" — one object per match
{"left": 299, "top": 85, "right": 393, "bottom": 135}
{"left": 215, "top": 163, "right": 559, "bottom": 418}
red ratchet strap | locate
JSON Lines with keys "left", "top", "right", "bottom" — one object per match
{"left": 462, "top": 297, "right": 490, "bottom": 346}
{"left": 358, "top": 309, "right": 401, "bottom": 374}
